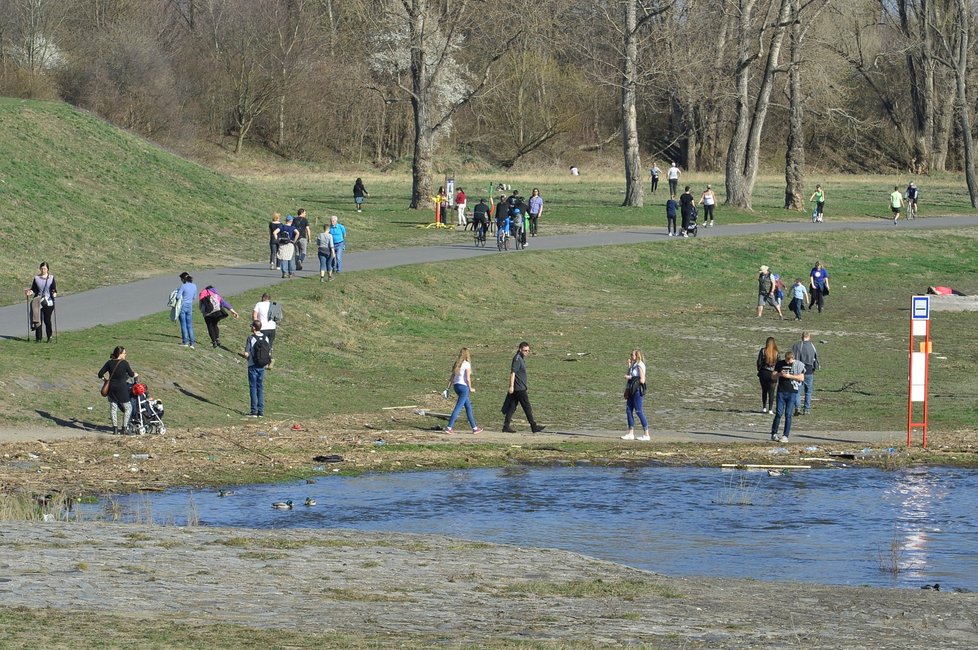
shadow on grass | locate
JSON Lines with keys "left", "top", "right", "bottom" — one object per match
{"left": 172, "top": 382, "right": 239, "bottom": 413}
{"left": 35, "top": 410, "right": 104, "bottom": 432}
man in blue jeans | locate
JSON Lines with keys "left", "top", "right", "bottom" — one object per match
{"left": 791, "top": 332, "right": 820, "bottom": 415}
{"left": 243, "top": 320, "right": 267, "bottom": 417}
{"left": 771, "top": 350, "right": 806, "bottom": 442}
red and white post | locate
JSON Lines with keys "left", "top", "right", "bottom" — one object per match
{"left": 907, "top": 295, "right": 931, "bottom": 447}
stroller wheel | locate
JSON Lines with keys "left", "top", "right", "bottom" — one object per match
{"left": 158, "top": 425, "right": 167, "bottom": 436}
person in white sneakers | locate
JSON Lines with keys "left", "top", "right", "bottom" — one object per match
{"left": 621, "top": 349, "right": 650, "bottom": 441}
{"left": 444, "top": 347, "right": 483, "bottom": 435}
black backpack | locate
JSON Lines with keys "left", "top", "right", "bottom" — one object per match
{"left": 250, "top": 335, "right": 272, "bottom": 367}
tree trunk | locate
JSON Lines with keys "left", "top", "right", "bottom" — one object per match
{"left": 278, "top": 93, "right": 286, "bottom": 149}
{"left": 621, "top": 0, "right": 643, "bottom": 207}
{"left": 783, "top": 0, "right": 805, "bottom": 210}
{"left": 725, "top": 0, "right": 792, "bottom": 210}
{"left": 410, "top": 96, "right": 435, "bottom": 210}
{"left": 953, "top": 0, "right": 977, "bottom": 206}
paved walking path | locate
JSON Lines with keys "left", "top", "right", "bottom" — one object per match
{"left": 2, "top": 214, "right": 976, "bottom": 339}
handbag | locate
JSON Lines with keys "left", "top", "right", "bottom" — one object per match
{"left": 100, "top": 359, "right": 121, "bottom": 397}
{"left": 822, "top": 285, "right": 829, "bottom": 296}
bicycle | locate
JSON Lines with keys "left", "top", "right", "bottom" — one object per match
{"left": 496, "top": 228, "right": 509, "bottom": 251}
{"left": 512, "top": 222, "right": 524, "bottom": 250}
{"left": 474, "top": 222, "right": 488, "bottom": 247}
{"left": 907, "top": 198, "right": 917, "bottom": 220}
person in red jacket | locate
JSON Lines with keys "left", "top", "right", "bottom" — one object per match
{"left": 455, "top": 188, "right": 467, "bottom": 227}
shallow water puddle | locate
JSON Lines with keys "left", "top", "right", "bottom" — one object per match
{"left": 79, "top": 466, "right": 978, "bottom": 590}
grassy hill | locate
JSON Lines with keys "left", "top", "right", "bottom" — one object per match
{"left": 0, "top": 98, "right": 279, "bottom": 306}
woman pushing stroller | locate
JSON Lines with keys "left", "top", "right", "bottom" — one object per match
{"left": 97, "top": 346, "right": 137, "bottom": 435}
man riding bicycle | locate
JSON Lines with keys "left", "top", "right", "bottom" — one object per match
{"left": 905, "top": 182, "right": 919, "bottom": 219}
{"left": 471, "top": 198, "right": 491, "bottom": 241}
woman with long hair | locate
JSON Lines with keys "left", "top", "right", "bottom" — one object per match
{"left": 444, "top": 347, "right": 482, "bottom": 434}
{"left": 25, "top": 261, "right": 57, "bottom": 342}
{"left": 97, "top": 346, "right": 137, "bottom": 434}
{"left": 621, "top": 349, "right": 650, "bottom": 441}
{"left": 756, "top": 337, "right": 780, "bottom": 413}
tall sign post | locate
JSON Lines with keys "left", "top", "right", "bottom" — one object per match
{"left": 907, "top": 295, "right": 931, "bottom": 447}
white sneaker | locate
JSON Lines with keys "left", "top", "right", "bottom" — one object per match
{"left": 636, "top": 434, "right": 651, "bottom": 441}
{"left": 621, "top": 432, "right": 635, "bottom": 440}
{"left": 762, "top": 407, "right": 768, "bottom": 413}
{"left": 780, "top": 435, "right": 789, "bottom": 443}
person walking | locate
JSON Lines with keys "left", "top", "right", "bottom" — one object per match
{"left": 770, "top": 350, "right": 806, "bottom": 442}
{"left": 353, "top": 178, "right": 368, "bottom": 212}
{"left": 455, "top": 187, "right": 467, "bottom": 227}
{"left": 97, "top": 345, "right": 137, "bottom": 434}
{"left": 502, "top": 341, "right": 545, "bottom": 433}
{"left": 890, "top": 185, "right": 905, "bottom": 223}
{"left": 528, "top": 188, "right": 544, "bottom": 237}
{"left": 252, "top": 292, "right": 278, "bottom": 352}
{"left": 809, "top": 260, "right": 830, "bottom": 313}
{"left": 293, "top": 208, "right": 311, "bottom": 271}
{"left": 242, "top": 320, "right": 270, "bottom": 417}
{"left": 444, "top": 347, "right": 483, "bottom": 434}
{"left": 25, "top": 261, "right": 57, "bottom": 342}
{"left": 176, "top": 272, "right": 197, "bottom": 349}
{"left": 809, "top": 185, "right": 825, "bottom": 223}
{"left": 665, "top": 194, "right": 678, "bottom": 236}
{"left": 698, "top": 185, "right": 717, "bottom": 227}
{"left": 620, "top": 349, "right": 650, "bottom": 441}
{"left": 788, "top": 278, "right": 809, "bottom": 321}
{"left": 667, "top": 161, "right": 681, "bottom": 196}
{"left": 679, "top": 186, "right": 695, "bottom": 237}
{"left": 328, "top": 215, "right": 347, "bottom": 275}
{"left": 756, "top": 337, "right": 780, "bottom": 413}
{"left": 649, "top": 162, "right": 661, "bottom": 193}
{"left": 267, "top": 212, "right": 282, "bottom": 270}
{"left": 756, "top": 265, "right": 784, "bottom": 319}
{"left": 316, "top": 223, "right": 336, "bottom": 282}
{"left": 273, "top": 215, "right": 297, "bottom": 278}
{"left": 791, "top": 332, "right": 820, "bottom": 416}
{"left": 199, "top": 285, "right": 239, "bottom": 348}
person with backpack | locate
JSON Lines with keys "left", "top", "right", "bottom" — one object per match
{"left": 199, "top": 285, "right": 239, "bottom": 348}
{"left": 242, "top": 320, "right": 271, "bottom": 417}
{"left": 252, "top": 292, "right": 281, "bottom": 352}
{"left": 756, "top": 266, "right": 784, "bottom": 319}
{"left": 274, "top": 215, "right": 298, "bottom": 278}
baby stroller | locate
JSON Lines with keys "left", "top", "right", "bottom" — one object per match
{"left": 127, "top": 382, "right": 166, "bottom": 435}
{"left": 686, "top": 205, "right": 698, "bottom": 237}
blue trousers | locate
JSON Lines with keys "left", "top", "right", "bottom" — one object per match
{"left": 248, "top": 366, "right": 265, "bottom": 415}
{"left": 771, "top": 390, "right": 799, "bottom": 438}
{"left": 447, "top": 383, "right": 476, "bottom": 429}
{"left": 800, "top": 373, "right": 815, "bottom": 412}
{"left": 626, "top": 392, "right": 648, "bottom": 429}
{"left": 330, "top": 241, "right": 345, "bottom": 273}
{"left": 178, "top": 308, "right": 195, "bottom": 346}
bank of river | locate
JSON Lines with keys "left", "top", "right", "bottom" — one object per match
{"left": 0, "top": 522, "right": 976, "bottom": 648}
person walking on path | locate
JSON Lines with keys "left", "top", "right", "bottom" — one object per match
{"left": 273, "top": 215, "right": 297, "bottom": 278}
{"left": 316, "top": 224, "right": 336, "bottom": 282}
{"left": 528, "top": 188, "right": 544, "bottom": 237}
{"left": 665, "top": 194, "right": 678, "bottom": 236}
{"left": 242, "top": 320, "right": 270, "bottom": 417}
{"left": 199, "top": 285, "right": 239, "bottom": 348}
{"left": 353, "top": 178, "right": 368, "bottom": 212}
{"left": 809, "top": 185, "right": 825, "bottom": 223}
{"left": 679, "top": 186, "right": 695, "bottom": 237}
{"left": 293, "top": 208, "right": 311, "bottom": 271}
{"left": 97, "top": 345, "right": 137, "bottom": 434}
{"left": 502, "top": 341, "right": 545, "bottom": 433}
{"left": 788, "top": 278, "right": 809, "bottom": 321}
{"left": 809, "top": 260, "right": 830, "bottom": 312}
{"left": 756, "top": 337, "right": 780, "bottom": 413}
{"left": 667, "top": 162, "right": 681, "bottom": 196}
{"left": 890, "top": 185, "right": 905, "bottom": 224}
{"left": 756, "top": 265, "right": 784, "bottom": 319}
{"left": 620, "top": 349, "right": 650, "bottom": 441}
{"left": 791, "top": 332, "right": 820, "bottom": 416}
{"left": 444, "top": 347, "right": 483, "bottom": 434}
{"left": 175, "top": 272, "right": 197, "bottom": 349}
{"left": 770, "top": 350, "right": 806, "bottom": 442}
{"left": 25, "top": 262, "right": 57, "bottom": 342}
{"left": 267, "top": 213, "right": 282, "bottom": 270}
{"left": 649, "top": 162, "right": 661, "bottom": 193}
{"left": 455, "top": 188, "right": 467, "bottom": 227}
{"left": 698, "top": 185, "right": 718, "bottom": 227}
{"left": 328, "top": 215, "right": 347, "bottom": 275}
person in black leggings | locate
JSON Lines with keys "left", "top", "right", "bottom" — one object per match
{"left": 25, "top": 261, "right": 57, "bottom": 342}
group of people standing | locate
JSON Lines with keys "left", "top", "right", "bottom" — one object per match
{"left": 757, "top": 332, "right": 820, "bottom": 442}
{"left": 268, "top": 211, "right": 346, "bottom": 282}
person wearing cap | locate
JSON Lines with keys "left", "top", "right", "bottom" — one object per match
{"left": 905, "top": 181, "right": 919, "bottom": 218}
{"left": 756, "top": 265, "right": 784, "bottom": 319}
{"left": 274, "top": 215, "right": 298, "bottom": 278}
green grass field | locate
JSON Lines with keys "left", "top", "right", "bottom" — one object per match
{"left": 3, "top": 226, "right": 977, "bottom": 435}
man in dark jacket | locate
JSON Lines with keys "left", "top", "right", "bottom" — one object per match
{"left": 502, "top": 341, "right": 545, "bottom": 434}
{"left": 791, "top": 332, "right": 820, "bottom": 416}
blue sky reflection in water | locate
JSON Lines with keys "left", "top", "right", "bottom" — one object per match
{"left": 83, "top": 466, "right": 978, "bottom": 590}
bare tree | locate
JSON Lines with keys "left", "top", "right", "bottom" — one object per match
{"left": 1, "top": 0, "right": 72, "bottom": 97}
{"left": 725, "top": 0, "right": 793, "bottom": 210}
